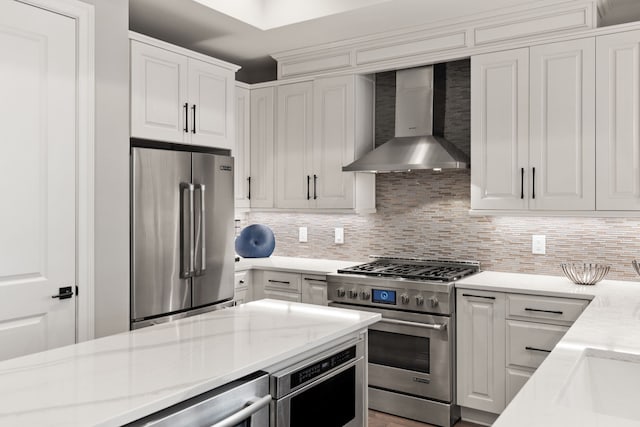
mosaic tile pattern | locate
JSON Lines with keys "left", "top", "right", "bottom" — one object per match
{"left": 248, "top": 169, "right": 640, "bottom": 281}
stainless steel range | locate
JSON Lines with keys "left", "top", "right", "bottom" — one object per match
{"left": 326, "top": 257, "right": 480, "bottom": 427}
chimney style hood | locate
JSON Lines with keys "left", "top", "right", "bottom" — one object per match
{"left": 343, "top": 65, "right": 469, "bottom": 173}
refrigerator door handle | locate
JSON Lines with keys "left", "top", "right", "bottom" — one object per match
{"left": 180, "top": 182, "right": 195, "bottom": 278}
{"left": 195, "top": 183, "right": 206, "bottom": 276}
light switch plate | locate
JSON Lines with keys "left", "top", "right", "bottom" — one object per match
{"left": 335, "top": 227, "right": 344, "bottom": 244}
{"left": 299, "top": 227, "right": 308, "bottom": 243}
{"left": 532, "top": 235, "right": 546, "bottom": 255}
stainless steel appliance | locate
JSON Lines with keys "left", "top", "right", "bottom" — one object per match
{"left": 131, "top": 143, "right": 235, "bottom": 329}
{"left": 125, "top": 371, "right": 270, "bottom": 427}
{"left": 269, "top": 336, "right": 365, "bottom": 427}
{"left": 327, "top": 257, "right": 480, "bottom": 427}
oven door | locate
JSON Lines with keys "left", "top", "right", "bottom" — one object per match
{"left": 273, "top": 356, "right": 364, "bottom": 427}
{"left": 329, "top": 302, "right": 452, "bottom": 402}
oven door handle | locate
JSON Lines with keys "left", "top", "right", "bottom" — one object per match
{"left": 379, "top": 317, "right": 447, "bottom": 331}
{"left": 209, "top": 394, "right": 272, "bottom": 427}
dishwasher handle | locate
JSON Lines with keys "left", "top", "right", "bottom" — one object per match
{"left": 209, "top": 394, "right": 272, "bottom": 427}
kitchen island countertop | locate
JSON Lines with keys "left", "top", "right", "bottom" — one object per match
{"left": 456, "top": 271, "right": 640, "bottom": 427}
{"left": 0, "top": 300, "right": 379, "bottom": 427}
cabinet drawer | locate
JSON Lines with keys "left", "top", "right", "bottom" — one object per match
{"left": 507, "top": 320, "right": 568, "bottom": 369}
{"left": 506, "top": 367, "right": 533, "bottom": 404}
{"left": 234, "top": 271, "right": 249, "bottom": 289}
{"left": 264, "top": 288, "right": 301, "bottom": 303}
{"left": 507, "top": 294, "right": 588, "bottom": 325}
{"left": 263, "top": 271, "right": 301, "bottom": 292}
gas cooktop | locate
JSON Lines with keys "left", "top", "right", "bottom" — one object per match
{"left": 337, "top": 257, "right": 480, "bottom": 282}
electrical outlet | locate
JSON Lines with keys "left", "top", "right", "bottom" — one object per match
{"left": 299, "top": 227, "right": 308, "bottom": 243}
{"left": 532, "top": 235, "right": 546, "bottom": 255}
{"left": 335, "top": 227, "right": 344, "bottom": 244}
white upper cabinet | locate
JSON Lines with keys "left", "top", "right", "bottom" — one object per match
{"left": 274, "top": 75, "right": 375, "bottom": 211}
{"left": 130, "top": 36, "right": 238, "bottom": 150}
{"left": 529, "top": 38, "right": 595, "bottom": 211}
{"left": 596, "top": 30, "right": 640, "bottom": 210}
{"left": 131, "top": 41, "right": 188, "bottom": 143}
{"left": 235, "top": 85, "right": 251, "bottom": 209}
{"left": 471, "top": 48, "right": 529, "bottom": 210}
{"left": 250, "top": 87, "right": 275, "bottom": 208}
{"left": 471, "top": 38, "right": 595, "bottom": 211}
{"left": 276, "top": 81, "right": 314, "bottom": 209}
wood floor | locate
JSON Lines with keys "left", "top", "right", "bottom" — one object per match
{"left": 368, "top": 410, "right": 481, "bottom": 427}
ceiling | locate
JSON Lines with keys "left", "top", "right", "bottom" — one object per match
{"left": 130, "top": 0, "right": 640, "bottom": 82}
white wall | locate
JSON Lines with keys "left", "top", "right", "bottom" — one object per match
{"left": 80, "top": 0, "right": 130, "bottom": 337}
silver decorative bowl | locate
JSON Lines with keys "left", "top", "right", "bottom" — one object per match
{"left": 560, "top": 263, "right": 610, "bottom": 285}
{"left": 632, "top": 260, "right": 640, "bottom": 277}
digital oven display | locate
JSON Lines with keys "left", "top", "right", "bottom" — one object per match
{"left": 372, "top": 289, "right": 396, "bottom": 305}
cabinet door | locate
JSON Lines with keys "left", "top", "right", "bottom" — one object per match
{"left": 456, "top": 290, "right": 506, "bottom": 414}
{"left": 131, "top": 41, "right": 188, "bottom": 143}
{"left": 596, "top": 30, "right": 640, "bottom": 210}
{"left": 530, "top": 38, "right": 596, "bottom": 210}
{"left": 250, "top": 87, "right": 275, "bottom": 208}
{"left": 276, "top": 82, "right": 314, "bottom": 209}
{"left": 312, "top": 76, "right": 355, "bottom": 209}
{"left": 188, "top": 58, "right": 234, "bottom": 149}
{"left": 301, "top": 275, "right": 328, "bottom": 305}
{"left": 471, "top": 49, "right": 529, "bottom": 210}
{"left": 235, "top": 86, "right": 251, "bottom": 208}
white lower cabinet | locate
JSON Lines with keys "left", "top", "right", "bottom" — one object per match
{"left": 457, "top": 289, "right": 588, "bottom": 415}
{"left": 234, "top": 271, "right": 252, "bottom": 305}
{"left": 457, "top": 290, "right": 506, "bottom": 414}
{"left": 301, "top": 275, "right": 328, "bottom": 305}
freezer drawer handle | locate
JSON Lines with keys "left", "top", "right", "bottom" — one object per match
{"left": 379, "top": 317, "right": 446, "bottom": 331}
{"left": 209, "top": 394, "right": 272, "bottom": 427}
{"left": 195, "top": 183, "right": 206, "bottom": 276}
{"left": 180, "top": 182, "right": 195, "bottom": 278}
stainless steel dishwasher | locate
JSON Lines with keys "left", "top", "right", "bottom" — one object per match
{"left": 125, "top": 371, "right": 271, "bottom": 427}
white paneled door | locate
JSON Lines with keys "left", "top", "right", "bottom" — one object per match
{"left": 0, "top": 1, "right": 77, "bottom": 360}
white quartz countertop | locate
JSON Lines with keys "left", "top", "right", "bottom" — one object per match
{"left": 235, "top": 255, "right": 363, "bottom": 274}
{"left": 0, "top": 300, "right": 380, "bottom": 427}
{"left": 456, "top": 271, "right": 640, "bottom": 426}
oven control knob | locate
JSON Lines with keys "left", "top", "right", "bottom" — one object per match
{"left": 360, "top": 291, "right": 371, "bottom": 300}
{"left": 336, "top": 288, "right": 346, "bottom": 298}
{"left": 429, "top": 296, "right": 439, "bottom": 307}
{"left": 415, "top": 295, "right": 425, "bottom": 306}
{"left": 348, "top": 289, "right": 359, "bottom": 299}
{"left": 400, "top": 293, "right": 410, "bottom": 304}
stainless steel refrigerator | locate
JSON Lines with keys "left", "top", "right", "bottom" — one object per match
{"left": 131, "top": 145, "right": 235, "bottom": 329}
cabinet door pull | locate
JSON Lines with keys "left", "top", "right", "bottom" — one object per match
{"left": 239, "top": 280, "right": 245, "bottom": 284}
{"left": 247, "top": 176, "right": 251, "bottom": 200}
{"left": 268, "top": 280, "right": 291, "bottom": 285}
{"left": 313, "top": 174, "right": 318, "bottom": 200}
{"left": 524, "top": 308, "right": 563, "bottom": 315}
{"left": 304, "top": 278, "right": 326, "bottom": 283}
{"left": 183, "top": 103, "right": 189, "bottom": 133}
{"left": 191, "top": 104, "right": 196, "bottom": 134}
{"left": 520, "top": 168, "right": 524, "bottom": 199}
{"left": 532, "top": 167, "right": 536, "bottom": 199}
{"left": 462, "top": 293, "right": 495, "bottom": 300}
{"left": 525, "top": 346, "right": 551, "bottom": 353}
{"left": 307, "top": 175, "right": 310, "bottom": 200}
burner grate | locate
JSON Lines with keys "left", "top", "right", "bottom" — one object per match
{"left": 337, "top": 259, "right": 479, "bottom": 282}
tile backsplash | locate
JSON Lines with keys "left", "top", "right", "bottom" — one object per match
{"left": 244, "top": 61, "right": 640, "bottom": 281}
{"left": 248, "top": 169, "right": 640, "bottom": 281}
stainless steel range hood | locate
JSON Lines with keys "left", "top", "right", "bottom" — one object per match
{"left": 343, "top": 65, "right": 469, "bottom": 173}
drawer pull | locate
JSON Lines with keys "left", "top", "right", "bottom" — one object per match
{"left": 462, "top": 293, "right": 495, "bottom": 300}
{"left": 525, "top": 308, "right": 563, "bottom": 315}
{"left": 239, "top": 280, "right": 245, "bottom": 284}
{"left": 525, "top": 346, "right": 552, "bottom": 353}
{"left": 304, "top": 278, "right": 326, "bottom": 283}
{"left": 268, "top": 280, "right": 291, "bottom": 285}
